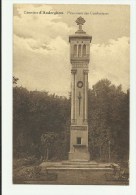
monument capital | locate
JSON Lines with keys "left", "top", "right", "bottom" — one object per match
{"left": 83, "top": 70, "right": 89, "bottom": 75}
{"left": 71, "top": 69, "right": 77, "bottom": 74}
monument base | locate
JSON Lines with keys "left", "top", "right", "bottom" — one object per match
{"left": 37, "top": 161, "right": 125, "bottom": 185}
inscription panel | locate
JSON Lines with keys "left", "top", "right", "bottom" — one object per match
{"left": 71, "top": 126, "right": 87, "bottom": 131}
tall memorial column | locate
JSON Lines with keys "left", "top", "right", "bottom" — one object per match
{"left": 68, "top": 17, "right": 92, "bottom": 161}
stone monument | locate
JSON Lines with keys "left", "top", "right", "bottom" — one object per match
{"left": 68, "top": 17, "right": 92, "bottom": 161}
{"left": 40, "top": 17, "right": 114, "bottom": 184}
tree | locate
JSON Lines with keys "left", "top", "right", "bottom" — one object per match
{"left": 88, "top": 79, "right": 129, "bottom": 161}
{"left": 41, "top": 132, "right": 57, "bottom": 161}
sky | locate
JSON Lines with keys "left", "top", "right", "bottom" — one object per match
{"left": 13, "top": 4, "right": 130, "bottom": 97}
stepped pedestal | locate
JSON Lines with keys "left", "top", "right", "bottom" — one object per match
{"left": 39, "top": 161, "right": 116, "bottom": 184}
{"left": 40, "top": 160, "right": 113, "bottom": 170}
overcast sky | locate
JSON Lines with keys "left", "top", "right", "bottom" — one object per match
{"left": 13, "top": 4, "right": 130, "bottom": 97}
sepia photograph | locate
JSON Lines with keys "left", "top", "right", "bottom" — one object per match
{"left": 12, "top": 4, "right": 130, "bottom": 185}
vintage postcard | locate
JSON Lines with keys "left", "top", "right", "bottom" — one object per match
{"left": 2, "top": 1, "right": 136, "bottom": 195}
{"left": 13, "top": 3, "right": 130, "bottom": 185}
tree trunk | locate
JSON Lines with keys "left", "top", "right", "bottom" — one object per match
{"left": 46, "top": 148, "right": 49, "bottom": 161}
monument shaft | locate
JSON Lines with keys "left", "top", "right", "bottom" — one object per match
{"left": 69, "top": 17, "right": 92, "bottom": 161}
